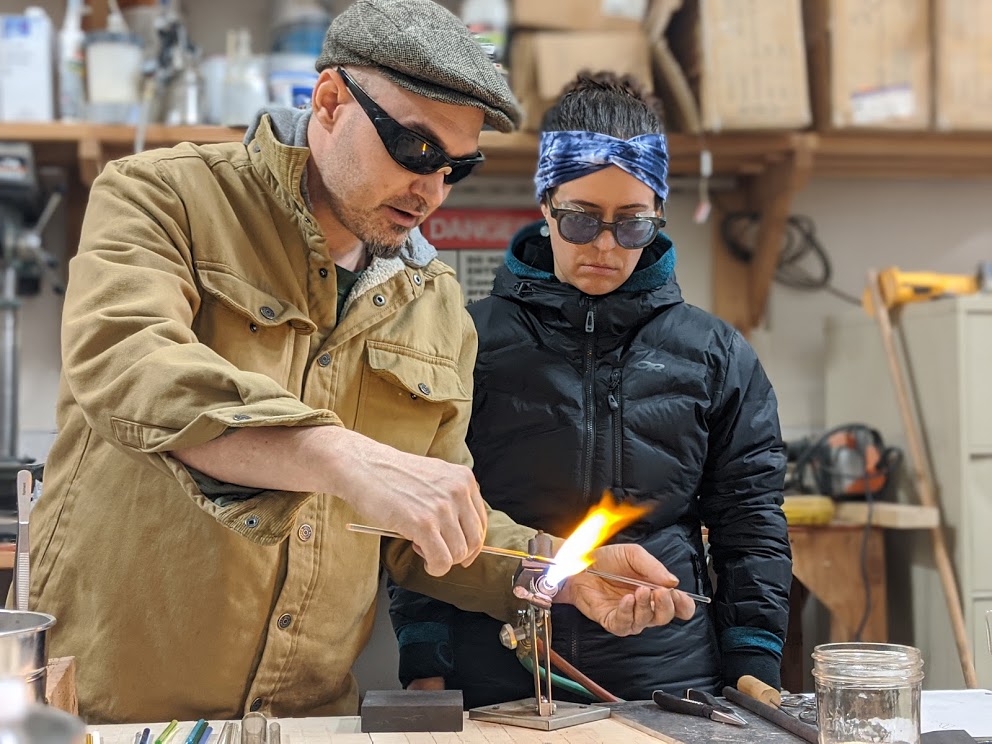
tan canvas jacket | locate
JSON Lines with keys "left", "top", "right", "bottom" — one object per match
{"left": 27, "top": 115, "right": 537, "bottom": 723}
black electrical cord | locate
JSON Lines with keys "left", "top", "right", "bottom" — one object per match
{"left": 720, "top": 212, "right": 862, "bottom": 306}
{"left": 853, "top": 461, "right": 874, "bottom": 642}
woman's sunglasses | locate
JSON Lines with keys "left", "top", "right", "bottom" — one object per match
{"left": 545, "top": 195, "right": 666, "bottom": 249}
{"left": 337, "top": 67, "right": 485, "bottom": 185}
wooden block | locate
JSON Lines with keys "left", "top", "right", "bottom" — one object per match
{"left": 45, "top": 656, "right": 78, "bottom": 715}
{"left": 360, "top": 689, "right": 463, "bottom": 733}
{"left": 833, "top": 501, "right": 940, "bottom": 530}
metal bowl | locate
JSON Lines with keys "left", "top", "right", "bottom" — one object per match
{"left": 0, "top": 609, "right": 57, "bottom": 703}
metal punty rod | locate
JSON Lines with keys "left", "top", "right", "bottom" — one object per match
{"left": 346, "top": 523, "right": 711, "bottom": 604}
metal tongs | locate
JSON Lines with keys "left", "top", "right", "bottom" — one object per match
{"left": 15, "top": 469, "right": 32, "bottom": 611}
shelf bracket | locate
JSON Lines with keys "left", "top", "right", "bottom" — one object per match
{"left": 77, "top": 138, "right": 106, "bottom": 187}
{"left": 712, "top": 135, "right": 814, "bottom": 335}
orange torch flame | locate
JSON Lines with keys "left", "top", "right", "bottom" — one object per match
{"left": 544, "top": 492, "right": 651, "bottom": 587}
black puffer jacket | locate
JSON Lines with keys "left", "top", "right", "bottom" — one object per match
{"left": 389, "top": 223, "right": 792, "bottom": 704}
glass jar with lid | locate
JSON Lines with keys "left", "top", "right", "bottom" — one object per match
{"left": 812, "top": 642, "right": 924, "bottom": 744}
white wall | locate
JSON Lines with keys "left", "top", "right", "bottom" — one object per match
{"left": 756, "top": 178, "right": 992, "bottom": 438}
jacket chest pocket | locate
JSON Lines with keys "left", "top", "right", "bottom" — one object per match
{"left": 355, "top": 341, "right": 469, "bottom": 456}
{"left": 194, "top": 263, "right": 315, "bottom": 385}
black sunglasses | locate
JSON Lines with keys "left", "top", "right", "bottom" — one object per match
{"left": 337, "top": 67, "right": 485, "bottom": 185}
{"left": 545, "top": 195, "right": 666, "bottom": 249}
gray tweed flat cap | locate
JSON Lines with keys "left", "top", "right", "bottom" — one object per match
{"left": 315, "top": 0, "right": 521, "bottom": 133}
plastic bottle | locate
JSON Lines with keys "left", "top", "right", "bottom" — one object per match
{"left": 271, "top": 0, "right": 331, "bottom": 56}
{"left": 105, "top": 0, "right": 128, "bottom": 34}
{"left": 460, "top": 0, "right": 509, "bottom": 77}
{"left": 58, "top": 0, "right": 86, "bottom": 121}
{"left": 221, "top": 29, "right": 268, "bottom": 127}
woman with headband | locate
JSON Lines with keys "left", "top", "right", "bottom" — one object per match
{"left": 389, "top": 72, "right": 792, "bottom": 704}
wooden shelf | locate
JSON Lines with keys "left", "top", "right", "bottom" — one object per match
{"left": 6, "top": 122, "right": 992, "bottom": 181}
{"left": 4, "top": 121, "right": 991, "bottom": 334}
{"left": 809, "top": 131, "right": 992, "bottom": 179}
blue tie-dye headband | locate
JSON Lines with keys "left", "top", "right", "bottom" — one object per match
{"left": 534, "top": 130, "right": 670, "bottom": 202}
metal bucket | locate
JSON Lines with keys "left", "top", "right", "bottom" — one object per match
{"left": 0, "top": 609, "right": 56, "bottom": 703}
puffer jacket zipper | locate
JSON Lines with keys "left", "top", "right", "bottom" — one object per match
{"left": 582, "top": 302, "right": 597, "bottom": 501}
{"left": 690, "top": 550, "right": 703, "bottom": 594}
{"left": 607, "top": 368, "right": 623, "bottom": 489}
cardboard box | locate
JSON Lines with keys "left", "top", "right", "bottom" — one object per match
{"left": 804, "top": 0, "right": 930, "bottom": 130}
{"left": 510, "top": 30, "right": 653, "bottom": 131}
{"left": 934, "top": 0, "right": 992, "bottom": 131}
{"left": 512, "top": 0, "right": 648, "bottom": 31}
{"left": 649, "top": 0, "right": 811, "bottom": 132}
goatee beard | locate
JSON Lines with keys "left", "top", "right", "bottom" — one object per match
{"left": 365, "top": 239, "right": 406, "bottom": 261}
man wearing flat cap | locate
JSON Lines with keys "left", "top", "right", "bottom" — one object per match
{"left": 24, "top": 0, "right": 694, "bottom": 722}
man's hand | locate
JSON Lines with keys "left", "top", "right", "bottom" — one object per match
{"left": 172, "top": 426, "right": 487, "bottom": 577}
{"left": 555, "top": 543, "right": 697, "bottom": 636}
{"left": 407, "top": 677, "right": 446, "bottom": 691}
{"left": 335, "top": 438, "right": 487, "bottom": 577}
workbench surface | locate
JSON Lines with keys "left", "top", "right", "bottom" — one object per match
{"left": 86, "top": 691, "right": 992, "bottom": 743}
{"left": 89, "top": 714, "right": 664, "bottom": 744}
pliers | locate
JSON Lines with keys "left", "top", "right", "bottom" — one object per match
{"left": 652, "top": 688, "right": 748, "bottom": 726}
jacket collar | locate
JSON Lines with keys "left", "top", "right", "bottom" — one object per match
{"left": 245, "top": 111, "right": 312, "bottom": 213}
{"left": 493, "top": 220, "right": 684, "bottom": 335}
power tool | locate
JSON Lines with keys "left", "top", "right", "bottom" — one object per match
{"left": 863, "top": 262, "right": 992, "bottom": 315}
{"left": 786, "top": 424, "right": 902, "bottom": 502}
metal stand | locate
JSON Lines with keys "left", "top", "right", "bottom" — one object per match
{"left": 468, "top": 533, "right": 611, "bottom": 731}
{"left": 469, "top": 697, "right": 610, "bottom": 732}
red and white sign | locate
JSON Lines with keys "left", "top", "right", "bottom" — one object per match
{"left": 421, "top": 208, "right": 542, "bottom": 250}
{"left": 421, "top": 208, "right": 543, "bottom": 303}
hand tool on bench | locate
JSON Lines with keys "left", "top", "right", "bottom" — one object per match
{"left": 723, "top": 685, "right": 818, "bottom": 743}
{"left": 652, "top": 689, "right": 747, "bottom": 726}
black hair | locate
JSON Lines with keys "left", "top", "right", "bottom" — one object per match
{"left": 540, "top": 70, "right": 665, "bottom": 138}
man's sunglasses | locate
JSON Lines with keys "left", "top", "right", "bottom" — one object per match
{"left": 337, "top": 67, "right": 485, "bottom": 185}
{"left": 545, "top": 195, "right": 666, "bottom": 249}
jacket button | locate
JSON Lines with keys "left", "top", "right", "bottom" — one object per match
{"left": 318, "top": 353, "right": 331, "bottom": 367}
{"left": 245, "top": 515, "right": 259, "bottom": 529}
{"left": 417, "top": 383, "right": 431, "bottom": 396}
{"left": 277, "top": 613, "right": 293, "bottom": 630}
{"left": 372, "top": 294, "right": 386, "bottom": 306}
{"left": 259, "top": 306, "right": 276, "bottom": 320}
{"left": 250, "top": 697, "right": 263, "bottom": 712}
{"left": 298, "top": 523, "right": 313, "bottom": 542}
{"left": 319, "top": 267, "right": 328, "bottom": 278}
{"left": 249, "top": 323, "right": 258, "bottom": 333}
{"left": 413, "top": 274, "right": 422, "bottom": 286}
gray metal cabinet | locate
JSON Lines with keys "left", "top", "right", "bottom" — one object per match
{"left": 825, "top": 295, "right": 992, "bottom": 689}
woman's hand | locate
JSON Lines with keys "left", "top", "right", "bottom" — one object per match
{"left": 555, "top": 543, "right": 697, "bottom": 636}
